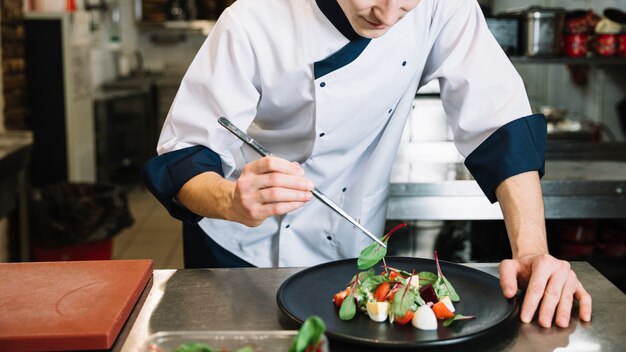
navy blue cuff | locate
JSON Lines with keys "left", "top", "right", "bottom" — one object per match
{"left": 464, "top": 114, "right": 547, "bottom": 203}
{"left": 142, "top": 145, "right": 224, "bottom": 223}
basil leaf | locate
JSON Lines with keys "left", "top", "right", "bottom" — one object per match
{"left": 339, "top": 292, "right": 357, "bottom": 320}
{"left": 442, "top": 314, "right": 475, "bottom": 327}
{"left": 357, "top": 241, "right": 387, "bottom": 270}
{"left": 391, "top": 286, "right": 415, "bottom": 318}
{"left": 289, "top": 316, "right": 326, "bottom": 352}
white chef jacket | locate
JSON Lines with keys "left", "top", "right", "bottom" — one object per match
{"left": 152, "top": 0, "right": 538, "bottom": 267}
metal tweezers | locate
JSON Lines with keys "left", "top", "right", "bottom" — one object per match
{"left": 218, "top": 116, "right": 386, "bottom": 248}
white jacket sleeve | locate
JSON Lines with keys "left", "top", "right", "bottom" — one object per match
{"left": 156, "top": 8, "right": 261, "bottom": 178}
{"left": 421, "top": 0, "right": 533, "bottom": 158}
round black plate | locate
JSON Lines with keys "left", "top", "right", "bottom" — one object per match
{"left": 276, "top": 257, "right": 518, "bottom": 348}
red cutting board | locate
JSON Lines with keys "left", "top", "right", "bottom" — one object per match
{"left": 0, "top": 259, "right": 153, "bottom": 352}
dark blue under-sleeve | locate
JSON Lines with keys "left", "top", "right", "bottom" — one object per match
{"left": 464, "top": 114, "right": 547, "bottom": 203}
{"left": 142, "top": 145, "right": 224, "bottom": 223}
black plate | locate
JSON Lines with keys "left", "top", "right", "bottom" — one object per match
{"left": 276, "top": 257, "right": 518, "bottom": 348}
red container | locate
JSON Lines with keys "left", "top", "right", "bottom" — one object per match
{"left": 565, "top": 34, "right": 589, "bottom": 57}
{"left": 565, "top": 10, "right": 599, "bottom": 35}
{"left": 618, "top": 34, "right": 626, "bottom": 57}
{"left": 66, "top": 0, "right": 76, "bottom": 12}
{"left": 596, "top": 34, "right": 617, "bottom": 56}
{"left": 31, "top": 238, "right": 113, "bottom": 261}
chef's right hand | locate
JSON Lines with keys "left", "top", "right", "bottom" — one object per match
{"left": 228, "top": 156, "right": 314, "bottom": 227}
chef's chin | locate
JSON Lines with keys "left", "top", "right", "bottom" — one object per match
{"left": 354, "top": 27, "right": 391, "bottom": 39}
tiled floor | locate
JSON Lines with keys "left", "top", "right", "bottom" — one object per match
{"left": 113, "top": 186, "right": 184, "bottom": 269}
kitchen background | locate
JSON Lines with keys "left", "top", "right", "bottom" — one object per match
{"left": 0, "top": 0, "right": 625, "bottom": 291}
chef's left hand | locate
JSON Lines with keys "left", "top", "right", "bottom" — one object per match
{"left": 499, "top": 254, "right": 592, "bottom": 328}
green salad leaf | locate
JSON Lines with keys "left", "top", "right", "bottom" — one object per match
{"left": 348, "top": 268, "right": 375, "bottom": 286}
{"left": 391, "top": 286, "right": 415, "bottom": 319}
{"left": 235, "top": 347, "right": 254, "bottom": 352}
{"left": 443, "top": 314, "right": 476, "bottom": 327}
{"left": 434, "top": 251, "right": 460, "bottom": 302}
{"left": 417, "top": 271, "right": 438, "bottom": 286}
{"left": 289, "top": 316, "right": 326, "bottom": 352}
{"left": 340, "top": 272, "right": 360, "bottom": 321}
{"left": 357, "top": 241, "right": 387, "bottom": 270}
{"left": 174, "top": 342, "right": 216, "bottom": 352}
{"left": 339, "top": 291, "right": 357, "bottom": 320}
{"left": 175, "top": 342, "right": 253, "bottom": 352}
{"left": 357, "top": 224, "right": 408, "bottom": 270}
{"left": 360, "top": 273, "right": 391, "bottom": 292}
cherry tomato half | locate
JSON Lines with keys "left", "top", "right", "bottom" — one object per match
{"left": 394, "top": 310, "right": 415, "bottom": 325}
{"left": 374, "top": 282, "right": 391, "bottom": 302}
{"left": 332, "top": 288, "right": 351, "bottom": 307}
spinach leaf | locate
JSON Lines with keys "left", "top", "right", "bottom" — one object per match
{"left": 434, "top": 251, "right": 460, "bottom": 302}
{"left": 417, "top": 271, "right": 438, "bottom": 286}
{"left": 288, "top": 316, "right": 326, "bottom": 352}
{"left": 339, "top": 292, "right": 356, "bottom": 320}
{"left": 361, "top": 274, "right": 391, "bottom": 292}
{"left": 357, "top": 241, "right": 387, "bottom": 270}
{"left": 433, "top": 277, "right": 450, "bottom": 298}
{"left": 442, "top": 314, "right": 475, "bottom": 327}
{"left": 235, "top": 347, "right": 254, "bottom": 352}
{"left": 413, "top": 290, "right": 425, "bottom": 306}
{"left": 357, "top": 223, "right": 408, "bottom": 270}
{"left": 348, "top": 268, "right": 374, "bottom": 287}
{"left": 440, "top": 275, "right": 460, "bottom": 302}
{"left": 391, "top": 286, "right": 415, "bottom": 318}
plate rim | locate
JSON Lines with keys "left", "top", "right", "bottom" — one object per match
{"left": 276, "top": 256, "right": 519, "bottom": 348}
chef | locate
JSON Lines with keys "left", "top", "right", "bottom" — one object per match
{"left": 143, "top": 0, "right": 592, "bottom": 328}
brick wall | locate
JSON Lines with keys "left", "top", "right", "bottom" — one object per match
{"left": 1, "top": 0, "right": 27, "bottom": 130}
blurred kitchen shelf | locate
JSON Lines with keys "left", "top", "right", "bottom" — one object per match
{"left": 510, "top": 56, "right": 626, "bottom": 65}
{"left": 138, "top": 20, "right": 216, "bottom": 36}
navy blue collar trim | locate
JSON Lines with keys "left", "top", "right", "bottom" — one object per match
{"left": 314, "top": 38, "right": 370, "bottom": 79}
{"left": 315, "top": 0, "right": 361, "bottom": 41}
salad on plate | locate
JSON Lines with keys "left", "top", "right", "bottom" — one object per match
{"left": 332, "top": 224, "right": 475, "bottom": 330}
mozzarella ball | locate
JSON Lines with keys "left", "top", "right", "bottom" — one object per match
{"left": 412, "top": 305, "right": 438, "bottom": 330}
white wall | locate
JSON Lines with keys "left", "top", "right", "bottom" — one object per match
{"left": 493, "top": 0, "right": 626, "bottom": 141}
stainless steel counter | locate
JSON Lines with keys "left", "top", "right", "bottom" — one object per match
{"left": 388, "top": 142, "right": 626, "bottom": 220}
{"left": 116, "top": 262, "right": 625, "bottom": 352}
